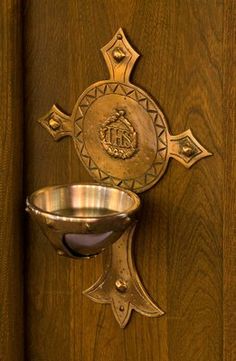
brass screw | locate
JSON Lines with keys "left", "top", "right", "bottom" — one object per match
{"left": 115, "top": 279, "right": 128, "bottom": 293}
{"left": 112, "top": 47, "right": 126, "bottom": 62}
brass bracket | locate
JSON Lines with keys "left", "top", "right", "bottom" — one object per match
{"left": 38, "top": 29, "right": 212, "bottom": 327}
{"left": 83, "top": 224, "right": 164, "bottom": 328}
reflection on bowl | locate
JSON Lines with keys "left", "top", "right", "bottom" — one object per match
{"left": 26, "top": 183, "right": 140, "bottom": 258}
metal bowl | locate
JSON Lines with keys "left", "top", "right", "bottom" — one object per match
{"left": 26, "top": 183, "right": 140, "bottom": 258}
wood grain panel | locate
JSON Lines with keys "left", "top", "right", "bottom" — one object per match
{"left": 23, "top": 2, "right": 84, "bottom": 360}
{"left": 24, "top": 1, "right": 231, "bottom": 361}
{"left": 0, "top": 1, "right": 24, "bottom": 360}
{"left": 223, "top": 1, "right": 236, "bottom": 360}
{"left": 164, "top": 2, "right": 223, "bottom": 361}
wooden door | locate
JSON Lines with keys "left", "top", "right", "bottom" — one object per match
{"left": 1, "top": 1, "right": 235, "bottom": 360}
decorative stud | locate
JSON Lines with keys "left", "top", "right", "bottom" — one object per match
{"left": 57, "top": 250, "right": 65, "bottom": 256}
{"left": 49, "top": 118, "right": 60, "bottom": 130}
{"left": 112, "top": 47, "right": 126, "bottom": 62}
{"left": 115, "top": 279, "right": 128, "bottom": 293}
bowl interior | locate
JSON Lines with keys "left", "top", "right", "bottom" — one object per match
{"left": 28, "top": 184, "right": 139, "bottom": 218}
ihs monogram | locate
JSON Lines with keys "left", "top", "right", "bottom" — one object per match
{"left": 99, "top": 109, "right": 138, "bottom": 160}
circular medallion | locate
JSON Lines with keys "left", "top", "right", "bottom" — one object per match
{"left": 71, "top": 81, "right": 168, "bottom": 193}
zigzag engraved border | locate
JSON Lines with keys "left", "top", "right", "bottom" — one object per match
{"left": 73, "top": 82, "right": 169, "bottom": 192}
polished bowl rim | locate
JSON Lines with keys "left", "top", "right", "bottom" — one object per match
{"left": 26, "top": 183, "right": 141, "bottom": 222}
